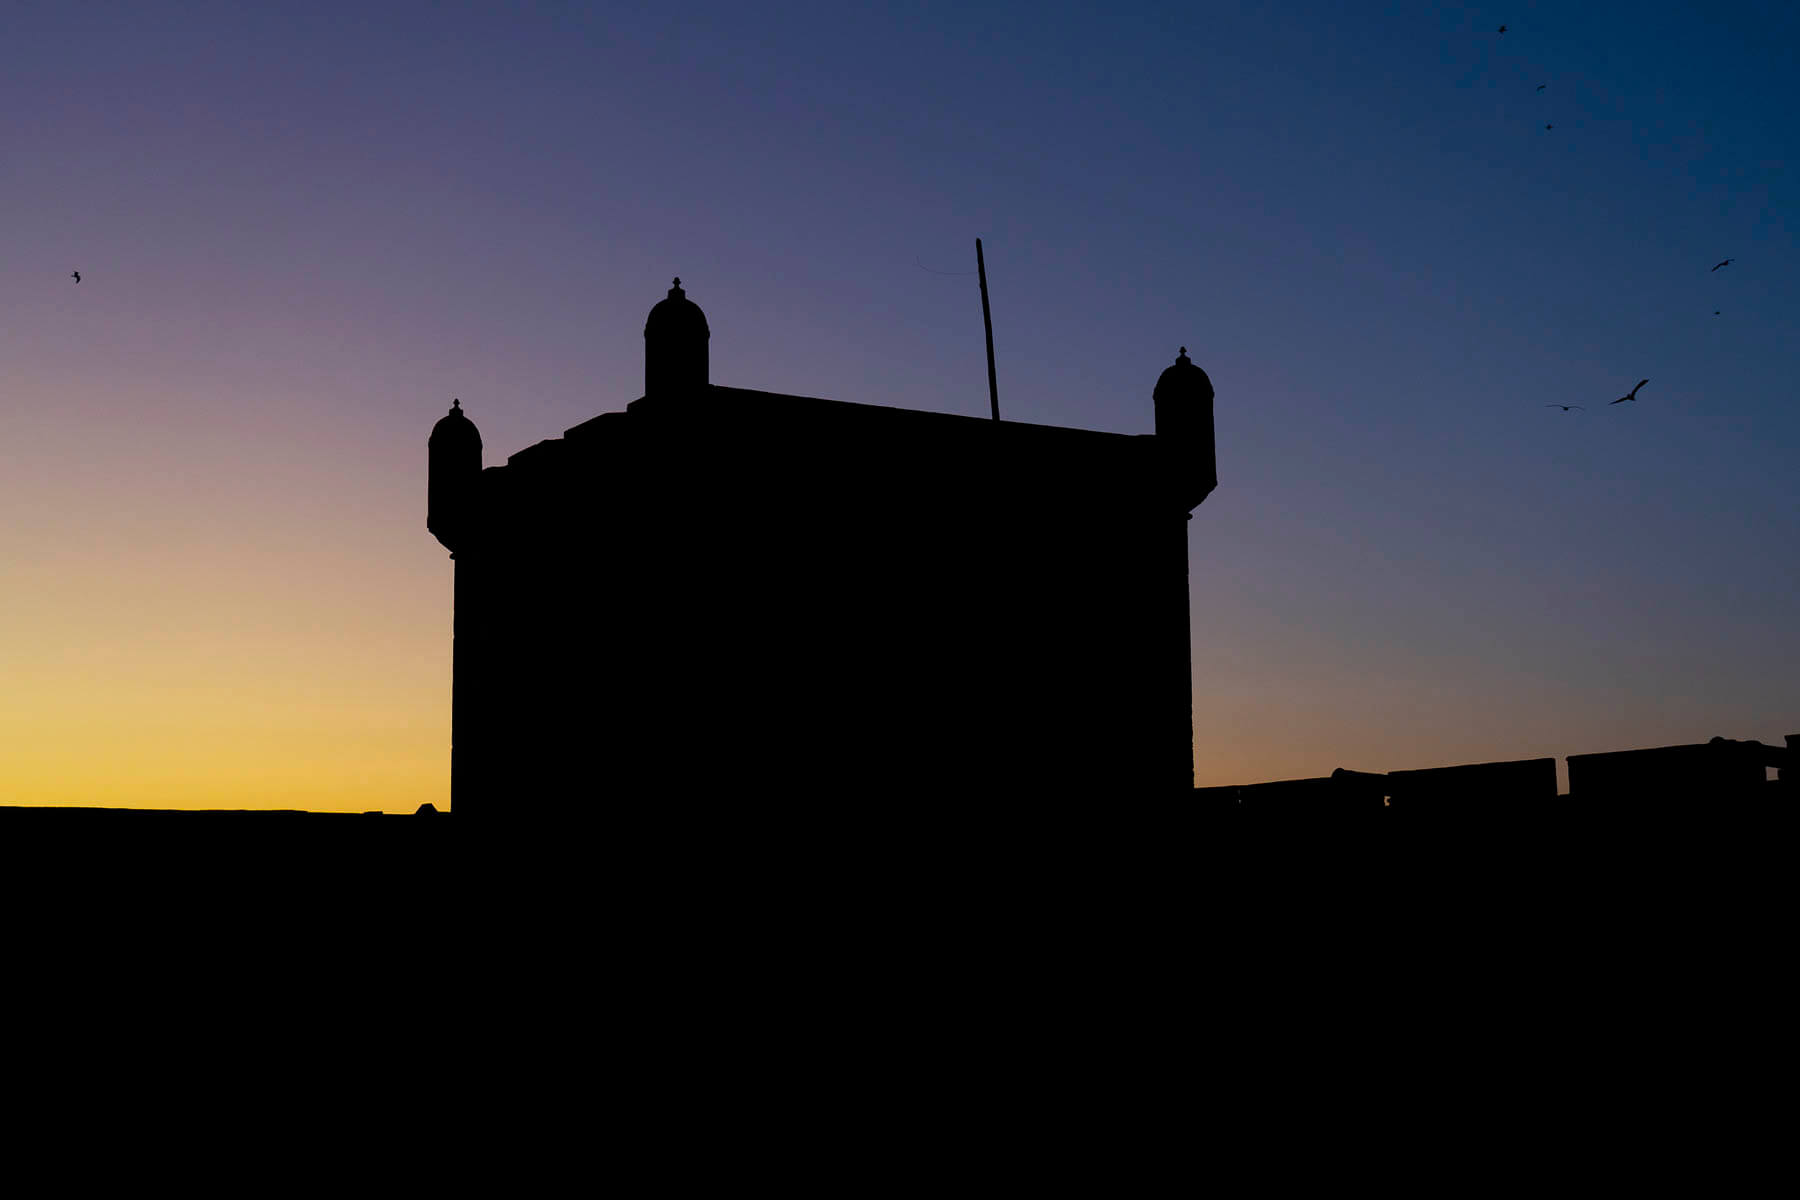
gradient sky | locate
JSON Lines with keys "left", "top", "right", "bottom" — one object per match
{"left": 4, "top": 1, "right": 1796, "bottom": 807}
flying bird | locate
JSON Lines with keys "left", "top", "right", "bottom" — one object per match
{"left": 71, "top": 270, "right": 80, "bottom": 283}
{"left": 1497, "top": 25, "right": 1507, "bottom": 34}
{"left": 1536, "top": 84, "right": 1546, "bottom": 91}
{"left": 1544, "top": 123, "right": 1553, "bottom": 131}
{"left": 1610, "top": 379, "right": 1649, "bottom": 405}
{"left": 1710, "top": 259, "right": 1733, "bottom": 271}
{"left": 1546, "top": 405, "right": 1584, "bottom": 412}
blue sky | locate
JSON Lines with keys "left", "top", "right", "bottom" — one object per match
{"left": 2, "top": 1, "right": 1795, "bottom": 800}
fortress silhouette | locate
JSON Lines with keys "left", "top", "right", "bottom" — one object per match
{"left": 428, "top": 280, "right": 1218, "bottom": 807}
{"left": 0, "top": 276, "right": 1789, "bottom": 820}
{"left": 422, "top": 279, "right": 1796, "bottom": 814}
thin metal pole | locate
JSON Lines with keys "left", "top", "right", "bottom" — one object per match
{"left": 976, "top": 237, "right": 999, "bottom": 421}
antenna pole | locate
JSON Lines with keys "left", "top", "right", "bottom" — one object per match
{"left": 977, "top": 237, "right": 999, "bottom": 421}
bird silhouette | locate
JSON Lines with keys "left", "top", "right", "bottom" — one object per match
{"left": 1497, "top": 25, "right": 1507, "bottom": 34}
{"left": 70, "top": 270, "right": 80, "bottom": 283}
{"left": 1610, "top": 379, "right": 1649, "bottom": 405}
{"left": 1710, "top": 259, "right": 1734, "bottom": 271}
{"left": 1536, "top": 83, "right": 1546, "bottom": 91}
{"left": 1544, "top": 123, "right": 1553, "bottom": 131}
{"left": 1546, "top": 404, "right": 1585, "bottom": 412}
{"left": 1714, "top": 310, "right": 1721, "bottom": 316}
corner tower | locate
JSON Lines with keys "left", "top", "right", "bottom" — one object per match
{"left": 429, "top": 290, "right": 1224, "bottom": 812}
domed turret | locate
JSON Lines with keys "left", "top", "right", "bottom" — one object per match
{"left": 1153, "top": 348, "right": 1217, "bottom": 511}
{"left": 1153, "top": 347, "right": 1213, "bottom": 439}
{"left": 428, "top": 398, "right": 483, "bottom": 553}
{"left": 644, "top": 277, "right": 710, "bottom": 397}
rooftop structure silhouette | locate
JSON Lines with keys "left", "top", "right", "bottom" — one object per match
{"left": 1199, "top": 733, "right": 1798, "bottom": 814}
{"left": 428, "top": 279, "right": 1218, "bottom": 807}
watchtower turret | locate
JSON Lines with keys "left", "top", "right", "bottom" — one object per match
{"left": 428, "top": 399, "right": 482, "bottom": 553}
{"left": 644, "top": 277, "right": 710, "bottom": 398}
{"left": 1153, "top": 347, "right": 1217, "bottom": 511}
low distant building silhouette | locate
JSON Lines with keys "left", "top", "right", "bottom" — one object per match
{"left": 428, "top": 280, "right": 1218, "bottom": 808}
{"left": 1200, "top": 734, "right": 1797, "bottom": 815}
{"left": 1566, "top": 736, "right": 1784, "bottom": 801}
